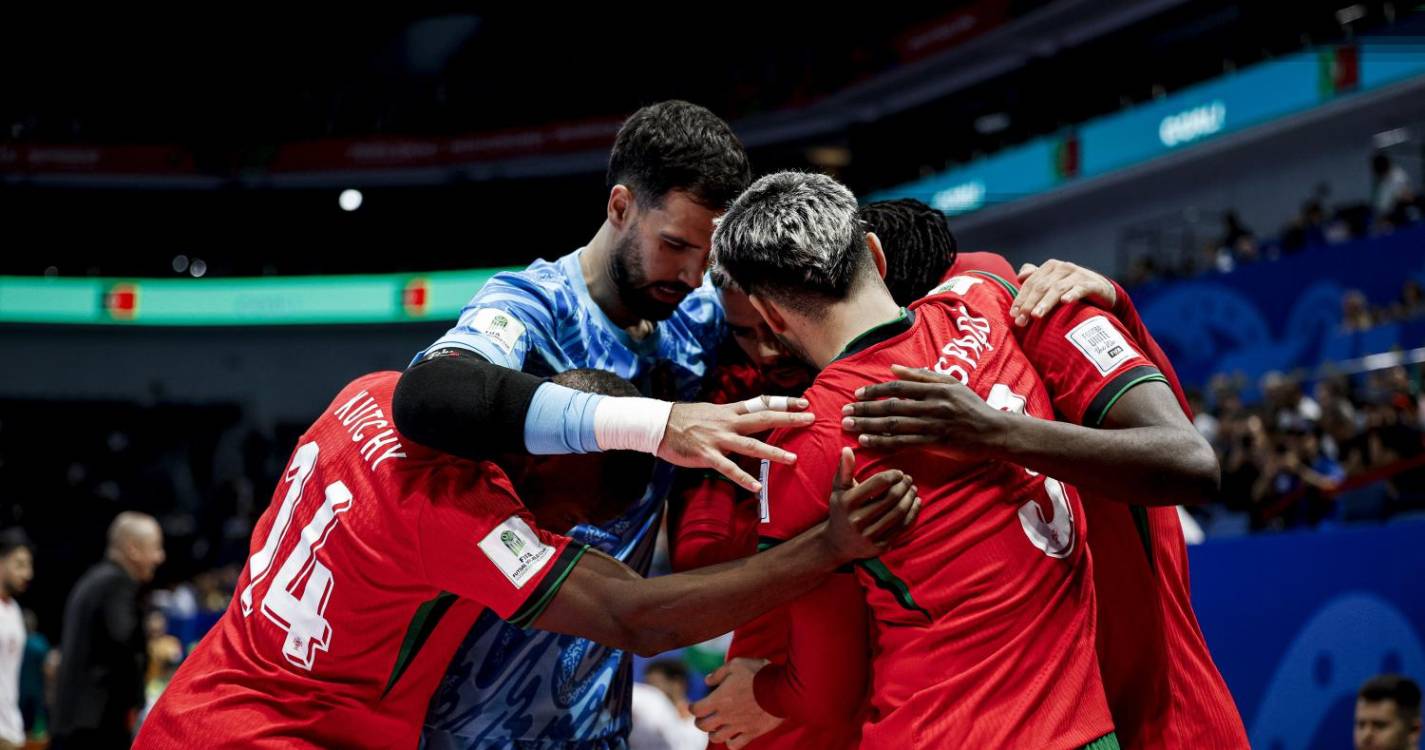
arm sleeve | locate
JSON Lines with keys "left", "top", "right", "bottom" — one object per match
{"left": 752, "top": 574, "right": 870, "bottom": 721}
{"left": 417, "top": 468, "right": 586, "bottom": 628}
{"left": 668, "top": 471, "right": 756, "bottom": 572}
{"left": 1016, "top": 301, "right": 1168, "bottom": 426}
{"left": 1109, "top": 279, "right": 1194, "bottom": 418}
{"left": 758, "top": 426, "right": 838, "bottom": 544}
{"left": 393, "top": 347, "right": 549, "bottom": 460}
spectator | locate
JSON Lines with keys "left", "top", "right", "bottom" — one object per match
{"left": 1371, "top": 153, "right": 1417, "bottom": 230}
{"left": 18, "top": 610, "right": 49, "bottom": 741}
{"left": 631, "top": 659, "right": 707, "bottom": 750}
{"left": 1389, "top": 280, "right": 1425, "bottom": 321}
{"left": 1356, "top": 674, "right": 1421, "bottom": 750}
{"left": 0, "top": 530, "right": 33, "bottom": 750}
{"left": 1344, "top": 290, "right": 1378, "bottom": 332}
{"left": 52, "top": 512, "right": 165, "bottom": 750}
{"left": 1283, "top": 199, "right": 1329, "bottom": 252}
{"left": 1219, "top": 210, "right": 1259, "bottom": 269}
{"left": 142, "top": 610, "right": 182, "bottom": 715}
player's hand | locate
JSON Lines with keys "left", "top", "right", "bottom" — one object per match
{"left": 692, "top": 658, "right": 783, "bottom": 749}
{"left": 659, "top": 397, "right": 814, "bottom": 494}
{"left": 1010, "top": 259, "right": 1116, "bottom": 326}
{"left": 824, "top": 447, "right": 920, "bottom": 563}
{"left": 841, "top": 365, "right": 1006, "bottom": 460}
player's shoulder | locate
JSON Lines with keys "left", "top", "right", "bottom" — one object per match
{"left": 946, "top": 251, "right": 1018, "bottom": 281}
{"left": 917, "top": 272, "right": 1017, "bottom": 324}
{"left": 764, "top": 377, "right": 853, "bottom": 454}
{"left": 480, "top": 255, "right": 575, "bottom": 304}
{"left": 325, "top": 371, "right": 401, "bottom": 417}
{"left": 922, "top": 269, "right": 1018, "bottom": 303}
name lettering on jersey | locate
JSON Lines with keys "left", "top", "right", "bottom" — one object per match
{"left": 470, "top": 307, "right": 527, "bottom": 355}
{"left": 479, "top": 516, "right": 555, "bottom": 588}
{"left": 332, "top": 391, "right": 407, "bottom": 470}
{"left": 932, "top": 303, "right": 994, "bottom": 384}
{"left": 1065, "top": 315, "right": 1139, "bottom": 376}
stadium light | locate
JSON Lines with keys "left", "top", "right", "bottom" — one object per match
{"left": 339, "top": 189, "right": 364, "bottom": 212}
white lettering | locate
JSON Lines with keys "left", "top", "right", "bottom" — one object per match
{"left": 1159, "top": 100, "right": 1227, "bottom": 148}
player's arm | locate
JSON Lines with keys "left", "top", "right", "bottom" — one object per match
{"left": 667, "top": 470, "right": 753, "bottom": 571}
{"left": 691, "top": 574, "right": 868, "bottom": 747}
{"left": 532, "top": 453, "right": 917, "bottom": 657}
{"left": 394, "top": 347, "right": 813, "bottom": 493}
{"left": 844, "top": 310, "right": 1218, "bottom": 505}
{"left": 848, "top": 366, "right": 1217, "bottom": 505}
{"left": 1012, "top": 259, "right": 1194, "bottom": 414}
{"left": 691, "top": 449, "right": 872, "bottom": 746}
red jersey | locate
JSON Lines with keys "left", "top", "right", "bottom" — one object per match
{"left": 942, "top": 250, "right": 1018, "bottom": 281}
{"left": 136, "top": 372, "right": 586, "bottom": 750}
{"left": 759, "top": 274, "right": 1118, "bottom": 749}
{"left": 668, "top": 357, "right": 856, "bottom": 750}
{"left": 1016, "top": 276, "right": 1249, "bottom": 749}
{"left": 943, "top": 254, "right": 1248, "bottom": 748}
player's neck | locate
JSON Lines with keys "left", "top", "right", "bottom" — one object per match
{"left": 582, "top": 223, "right": 644, "bottom": 330}
{"left": 802, "top": 289, "right": 902, "bottom": 369}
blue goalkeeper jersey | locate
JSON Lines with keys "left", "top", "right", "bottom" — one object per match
{"left": 418, "top": 248, "right": 723, "bottom": 749}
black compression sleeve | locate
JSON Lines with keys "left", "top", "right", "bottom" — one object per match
{"left": 392, "top": 348, "right": 546, "bottom": 461}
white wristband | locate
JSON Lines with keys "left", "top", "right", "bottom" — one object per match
{"left": 593, "top": 396, "right": 674, "bottom": 455}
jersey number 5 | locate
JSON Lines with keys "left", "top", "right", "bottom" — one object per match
{"left": 986, "top": 384, "right": 1075, "bottom": 558}
{"left": 238, "top": 441, "right": 354, "bottom": 670}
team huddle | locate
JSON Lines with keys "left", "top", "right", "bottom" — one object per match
{"left": 134, "top": 102, "right": 1250, "bottom": 749}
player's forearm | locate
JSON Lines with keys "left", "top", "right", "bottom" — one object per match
{"left": 987, "top": 413, "right": 1218, "bottom": 505}
{"left": 393, "top": 350, "right": 548, "bottom": 459}
{"left": 608, "top": 527, "right": 845, "bottom": 657}
{"left": 396, "top": 348, "right": 683, "bottom": 462}
{"left": 753, "top": 575, "right": 868, "bottom": 721}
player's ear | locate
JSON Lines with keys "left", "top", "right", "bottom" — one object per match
{"left": 747, "top": 294, "right": 788, "bottom": 334}
{"left": 607, "top": 185, "right": 634, "bottom": 229}
{"left": 866, "top": 232, "right": 888, "bottom": 279}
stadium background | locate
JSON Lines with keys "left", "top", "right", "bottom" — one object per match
{"left": 2, "top": 3, "right": 1424, "bottom": 748}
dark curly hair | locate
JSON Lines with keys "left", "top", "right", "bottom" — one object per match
{"left": 607, "top": 100, "right": 751, "bottom": 211}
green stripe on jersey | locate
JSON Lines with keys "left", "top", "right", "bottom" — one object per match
{"left": 507, "top": 544, "right": 589, "bottom": 629}
{"left": 383, "top": 591, "right": 458, "bottom": 698}
{"left": 858, "top": 558, "right": 931, "bottom": 620}
{"left": 1082, "top": 732, "right": 1121, "bottom": 750}
{"left": 968, "top": 270, "right": 1020, "bottom": 298}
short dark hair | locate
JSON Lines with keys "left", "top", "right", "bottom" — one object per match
{"left": 644, "top": 658, "right": 690, "bottom": 686}
{"left": 550, "top": 368, "right": 641, "bottom": 399}
{"left": 1360, "top": 674, "right": 1422, "bottom": 721}
{"left": 549, "top": 369, "right": 654, "bottom": 503}
{"left": 860, "top": 198, "right": 959, "bottom": 306}
{"left": 0, "top": 529, "right": 31, "bottom": 558}
{"left": 712, "top": 171, "right": 870, "bottom": 314}
{"left": 607, "top": 100, "right": 752, "bottom": 210}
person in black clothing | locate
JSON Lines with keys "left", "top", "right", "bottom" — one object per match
{"left": 51, "top": 512, "right": 165, "bottom": 749}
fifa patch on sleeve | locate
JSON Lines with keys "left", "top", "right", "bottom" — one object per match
{"left": 479, "top": 516, "right": 555, "bottom": 588}
{"left": 470, "top": 308, "right": 527, "bottom": 355}
{"left": 1066, "top": 315, "right": 1139, "bottom": 376}
{"left": 758, "top": 459, "right": 770, "bottom": 523}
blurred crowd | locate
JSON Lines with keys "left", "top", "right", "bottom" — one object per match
{"left": 1125, "top": 153, "right": 1422, "bottom": 286}
{"left": 1193, "top": 352, "right": 1425, "bottom": 533}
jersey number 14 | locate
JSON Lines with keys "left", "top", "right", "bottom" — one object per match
{"left": 239, "top": 441, "right": 354, "bottom": 670}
